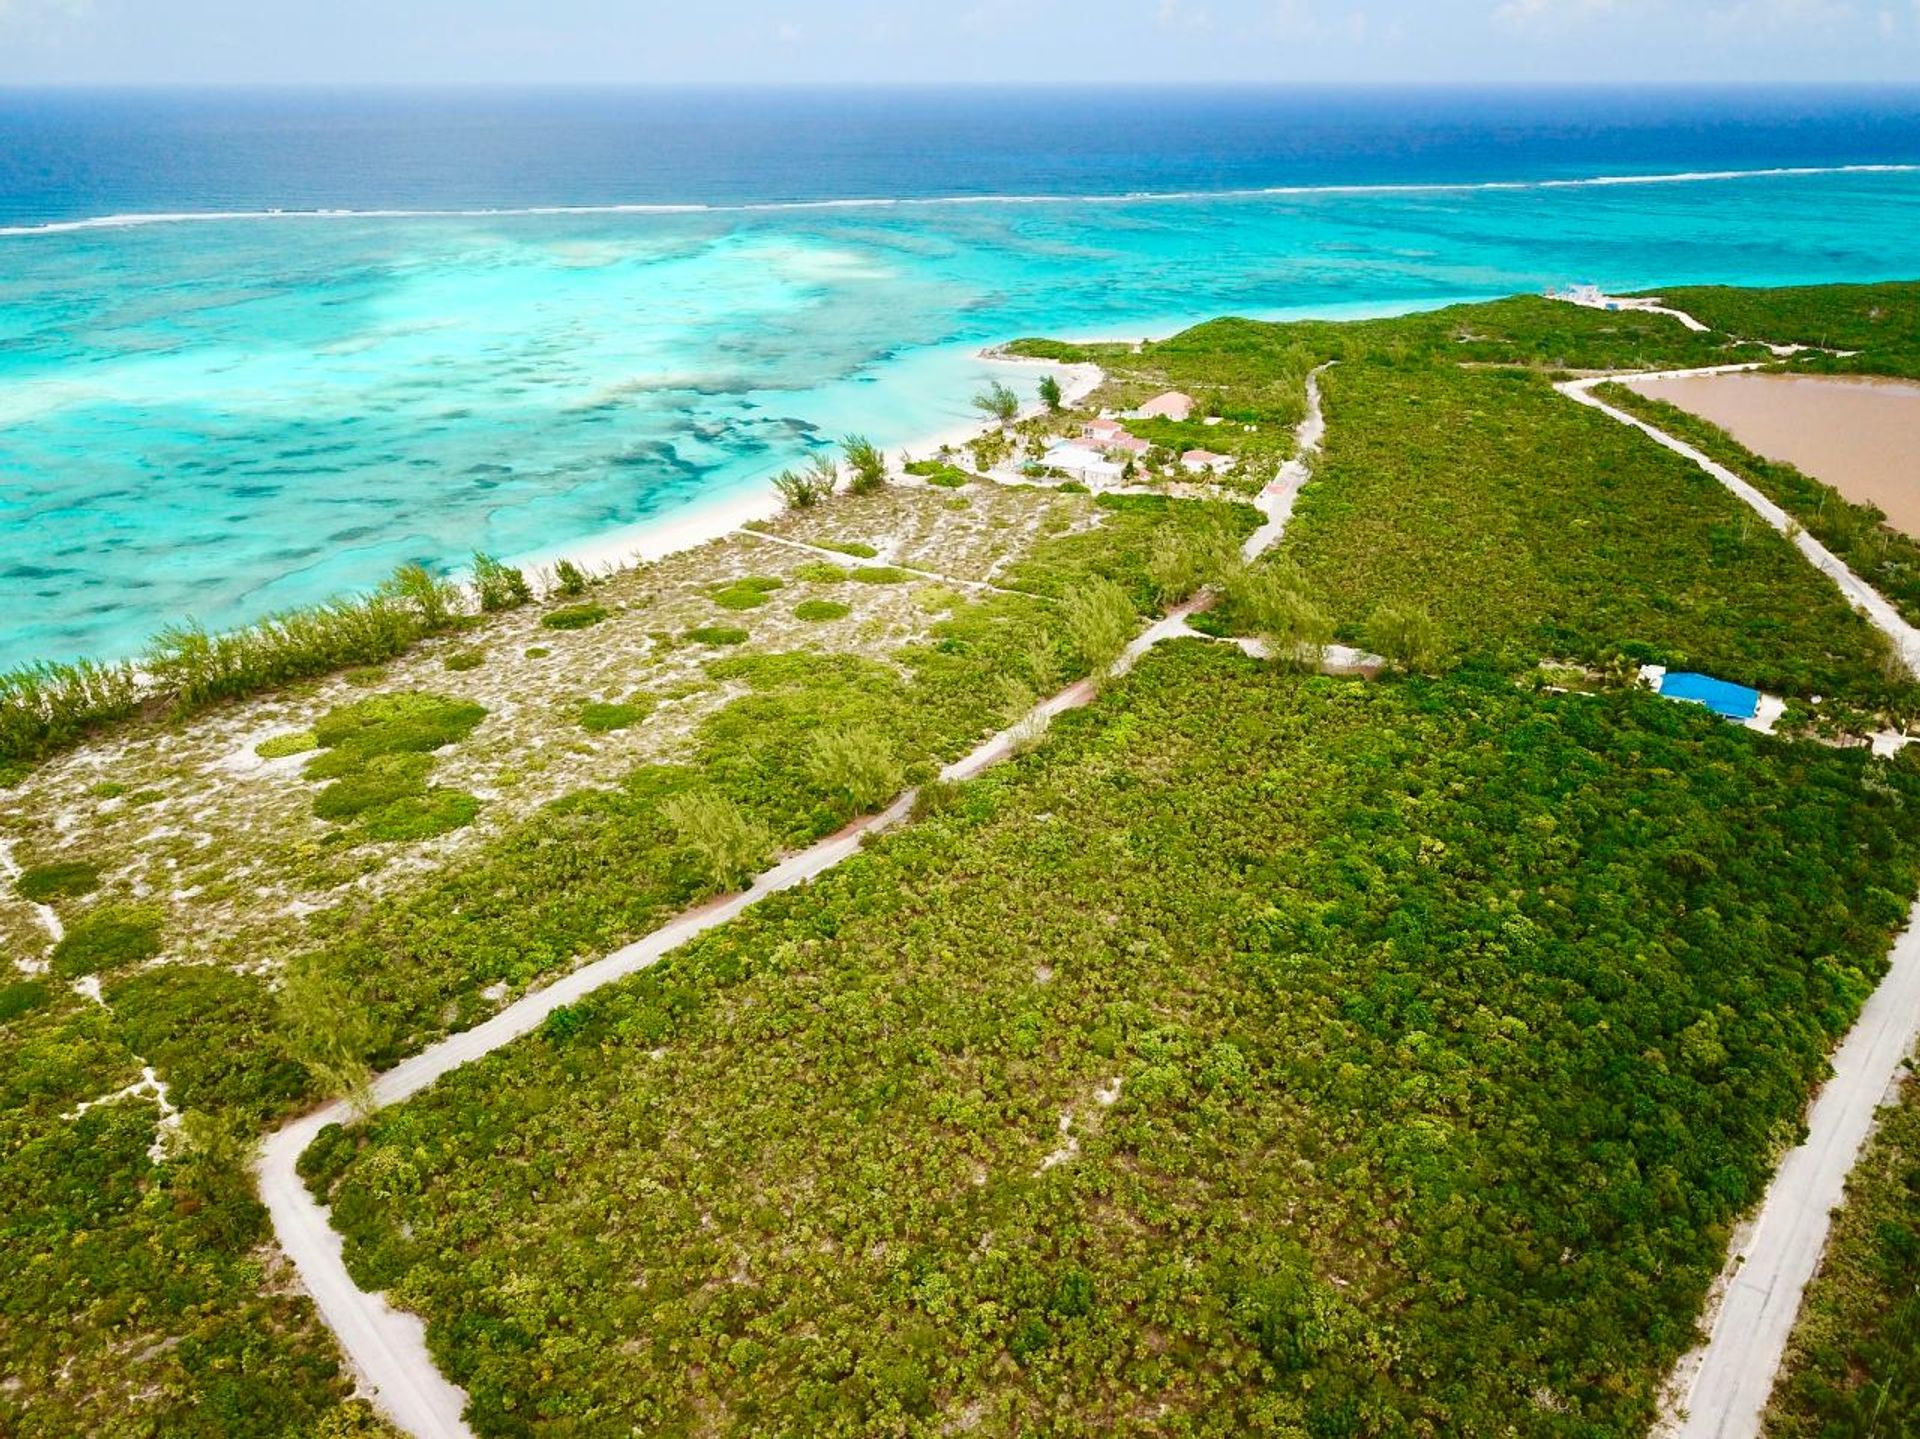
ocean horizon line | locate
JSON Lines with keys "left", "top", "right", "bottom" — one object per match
{"left": 4, "top": 162, "right": 1915, "bottom": 239}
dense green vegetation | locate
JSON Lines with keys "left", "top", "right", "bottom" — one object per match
{"left": 1595, "top": 382, "right": 1920, "bottom": 629}
{"left": 0, "top": 989, "right": 370, "bottom": 1436}
{"left": 1766, "top": 1065, "right": 1920, "bottom": 1437}
{"left": 1282, "top": 363, "right": 1898, "bottom": 702}
{"left": 309, "top": 644, "right": 1920, "bottom": 1438}
{"left": 1644, "top": 282, "right": 1920, "bottom": 379}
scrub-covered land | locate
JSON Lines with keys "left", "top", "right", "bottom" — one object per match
{"left": 7, "top": 283, "right": 1920, "bottom": 1436}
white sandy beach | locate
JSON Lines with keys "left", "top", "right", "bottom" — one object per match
{"left": 506, "top": 351, "right": 1104, "bottom": 583}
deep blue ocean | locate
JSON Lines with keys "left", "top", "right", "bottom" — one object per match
{"left": 2, "top": 85, "right": 1918, "bottom": 667}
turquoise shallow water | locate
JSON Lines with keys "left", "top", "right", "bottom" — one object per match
{"left": 4, "top": 164, "right": 1920, "bottom": 667}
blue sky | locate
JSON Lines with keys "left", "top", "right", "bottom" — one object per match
{"left": 1, "top": 0, "right": 1917, "bottom": 84}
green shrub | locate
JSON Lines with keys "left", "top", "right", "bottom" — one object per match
{"left": 686, "top": 626, "right": 750, "bottom": 647}
{"left": 821, "top": 540, "right": 880, "bottom": 559}
{"left": 15, "top": 860, "right": 100, "bottom": 903}
{"left": 0, "top": 978, "right": 49, "bottom": 1023}
{"left": 807, "top": 725, "right": 904, "bottom": 814}
{"left": 360, "top": 789, "right": 481, "bottom": 843}
{"left": 541, "top": 604, "right": 609, "bottom": 631}
{"left": 795, "top": 600, "right": 853, "bottom": 623}
{"left": 0, "top": 656, "right": 140, "bottom": 766}
{"left": 1063, "top": 577, "right": 1137, "bottom": 681}
{"left": 1365, "top": 602, "right": 1442, "bottom": 673}
{"left": 443, "top": 648, "right": 486, "bottom": 672}
{"left": 303, "top": 693, "right": 486, "bottom": 838}
{"left": 89, "top": 781, "right": 128, "bottom": 799}
{"left": 255, "top": 731, "right": 319, "bottom": 760}
{"left": 851, "top": 566, "right": 914, "bottom": 585}
{"left": 711, "top": 586, "right": 771, "bottom": 611}
{"left": 312, "top": 754, "right": 435, "bottom": 820}
{"left": 50, "top": 906, "right": 162, "bottom": 978}
{"left": 974, "top": 380, "right": 1021, "bottom": 424}
{"left": 580, "top": 701, "right": 649, "bottom": 734}
{"left": 526, "top": 646, "right": 552, "bottom": 659}
{"left": 554, "top": 559, "right": 590, "bottom": 596}
{"left": 472, "top": 552, "right": 532, "bottom": 612}
{"left": 308, "top": 693, "right": 485, "bottom": 771}
{"left": 793, "top": 562, "right": 851, "bottom": 583}
{"left": 773, "top": 462, "right": 836, "bottom": 510}
{"left": 843, "top": 435, "right": 888, "bottom": 495}
{"left": 661, "top": 791, "right": 773, "bottom": 895}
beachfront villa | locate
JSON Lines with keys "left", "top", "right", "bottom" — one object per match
{"left": 1132, "top": 390, "right": 1197, "bottom": 421}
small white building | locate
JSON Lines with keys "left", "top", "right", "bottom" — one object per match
{"left": 1132, "top": 391, "right": 1196, "bottom": 422}
{"left": 1041, "top": 443, "right": 1125, "bottom": 487}
{"left": 1082, "top": 418, "right": 1129, "bottom": 445}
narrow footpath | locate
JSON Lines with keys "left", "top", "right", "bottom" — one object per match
{"left": 258, "top": 362, "right": 1333, "bottom": 1438}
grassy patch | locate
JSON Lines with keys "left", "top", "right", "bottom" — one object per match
{"left": 302, "top": 693, "right": 486, "bottom": 841}
{"left": 820, "top": 540, "right": 880, "bottom": 559}
{"left": 686, "top": 625, "right": 750, "bottom": 647}
{"left": 793, "top": 600, "right": 853, "bottom": 623}
{"left": 711, "top": 585, "right": 773, "bottom": 611}
{"left": 849, "top": 566, "right": 915, "bottom": 585}
{"left": 443, "top": 648, "right": 486, "bottom": 672}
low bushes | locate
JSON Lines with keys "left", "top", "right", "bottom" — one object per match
{"left": 540, "top": 604, "right": 608, "bottom": 631}
{"left": 254, "top": 731, "right": 317, "bottom": 760}
{"left": 14, "top": 861, "right": 100, "bottom": 903}
{"left": 820, "top": 540, "right": 880, "bottom": 559}
{"left": 793, "top": 562, "right": 851, "bottom": 583}
{"left": 49, "top": 907, "right": 162, "bottom": 979}
{"left": 302, "top": 693, "right": 486, "bottom": 842}
{"left": 0, "top": 659, "right": 140, "bottom": 769}
{"left": 850, "top": 566, "right": 914, "bottom": 585}
{"left": 580, "top": 701, "right": 649, "bottom": 734}
{"left": 686, "top": 626, "right": 750, "bottom": 647}
{"left": 794, "top": 600, "right": 852, "bottom": 622}
{"left": 1596, "top": 382, "right": 1920, "bottom": 630}
{"left": 1766, "top": 1067, "right": 1920, "bottom": 1436}
{"left": 311, "top": 643, "right": 1920, "bottom": 1437}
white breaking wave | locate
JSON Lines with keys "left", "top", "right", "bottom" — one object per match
{"left": 1, "top": 164, "right": 1915, "bottom": 238}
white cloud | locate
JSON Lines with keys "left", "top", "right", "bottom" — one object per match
{"left": 1491, "top": 0, "right": 1638, "bottom": 32}
{"left": 0, "top": 0, "right": 94, "bottom": 23}
{"left": 1157, "top": 0, "right": 1216, "bottom": 32}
